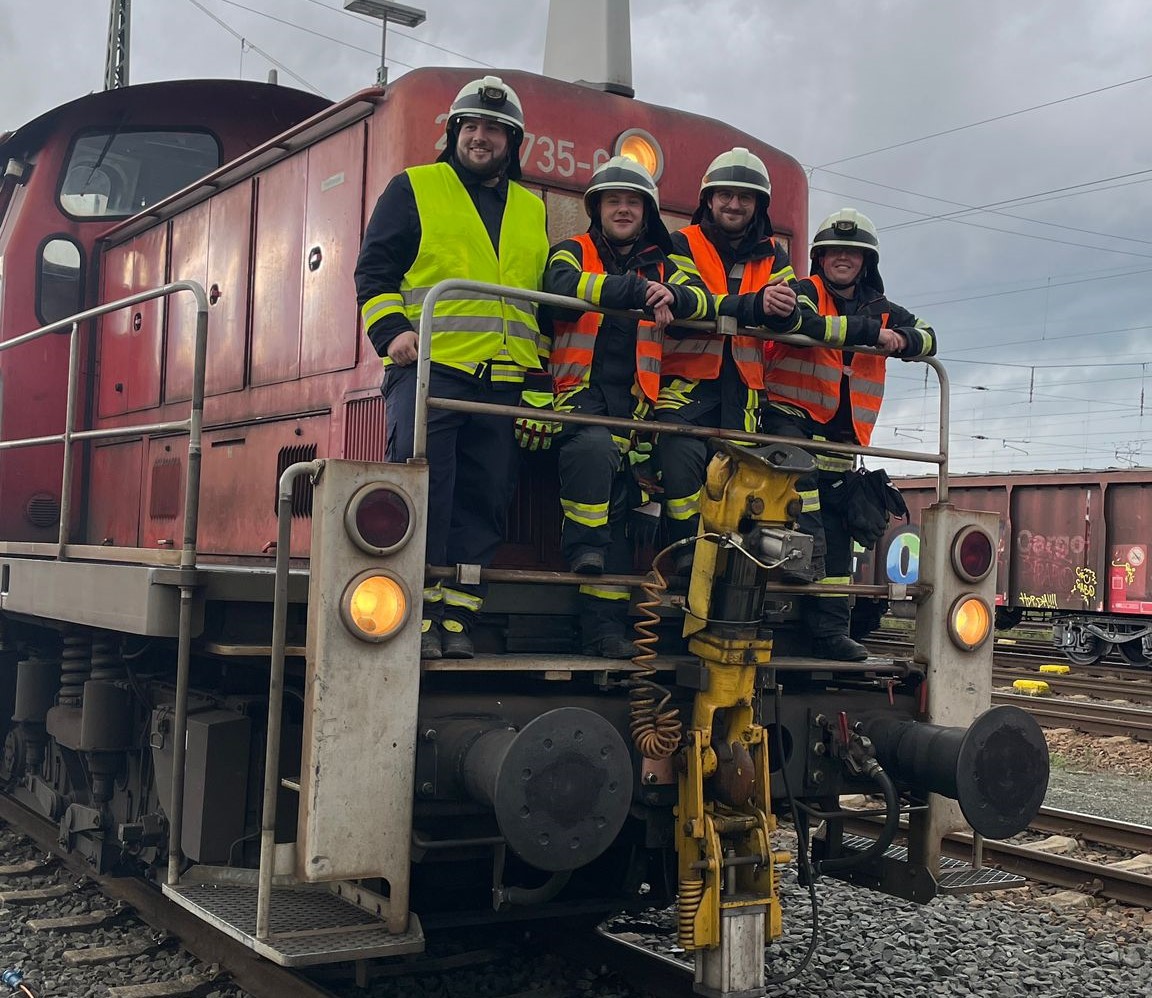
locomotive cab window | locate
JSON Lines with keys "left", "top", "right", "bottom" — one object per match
{"left": 58, "top": 129, "right": 221, "bottom": 218}
{"left": 37, "top": 237, "right": 83, "bottom": 326}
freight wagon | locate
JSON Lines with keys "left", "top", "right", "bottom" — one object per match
{"left": 859, "top": 469, "right": 1152, "bottom": 666}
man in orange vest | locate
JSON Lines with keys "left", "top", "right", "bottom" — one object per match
{"left": 764, "top": 208, "right": 936, "bottom": 661}
{"left": 658, "top": 148, "right": 802, "bottom": 569}
{"left": 532, "top": 156, "right": 711, "bottom": 657}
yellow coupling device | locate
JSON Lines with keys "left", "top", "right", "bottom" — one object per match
{"left": 674, "top": 442, "right": 814, "bottom": 953}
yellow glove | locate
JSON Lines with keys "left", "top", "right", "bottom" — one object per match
{"left": 514, "top": 390, "right": 563, "bottom": 451}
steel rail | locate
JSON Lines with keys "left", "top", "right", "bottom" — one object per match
{"left": 842, "top": 807, "right": 1152, "bottom": 908}
{"left": 1030, "top": 807, "right": 1152, "bottom": 854}
{"left": 412, "top": 279, "right": 952, "bottom": 499}
{"left": 993, "top": 692, "right": 1152, "bottom": 740}
{"left": 992, "top": 668, "right": 1152, "bottom": 705}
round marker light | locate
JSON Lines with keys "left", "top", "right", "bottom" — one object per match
{"left": 342, "top": 571, "right": 409, "bottom": 642}
{"left": 345, "top": 483, "right": 414, "bottom": 555}
{"left": 614, "top": 129, "right": 663, "bottom": 182}
{"left": 951, "top": 525, "right": 995, "bottom": 583}
{"left": 949, "top": 594, "right": 992, "bottom": 651}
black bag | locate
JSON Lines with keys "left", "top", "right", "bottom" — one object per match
{"left": 825, "top": 467, "right": 909, "bottom": 549}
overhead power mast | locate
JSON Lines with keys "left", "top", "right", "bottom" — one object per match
{"left": 104, "top": 0, "right": 132, "bottom": 90}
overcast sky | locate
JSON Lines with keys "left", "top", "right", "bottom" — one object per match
{"left": 3, "top": 0, "right": 1151, "bottom": 477}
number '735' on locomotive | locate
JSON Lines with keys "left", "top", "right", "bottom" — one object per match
{"left": 0, "top": 43, "right": 1049, "bottom": 998}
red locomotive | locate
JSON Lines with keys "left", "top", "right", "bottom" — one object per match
{"left": 0, "top": 59, "right": 1047, "bottom": 998}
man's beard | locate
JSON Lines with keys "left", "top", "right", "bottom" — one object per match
{"left": 459, "top": 146, "right": 506, "bottom": 179}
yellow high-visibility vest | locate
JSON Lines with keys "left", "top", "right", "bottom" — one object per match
{"left": 363, "top": 163, "right": 548, "bottom": 380}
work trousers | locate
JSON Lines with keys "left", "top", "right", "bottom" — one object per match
{"left": 655, "top": 373, "right": 760, "bottom": 546}
{"left": 556, "top": 384, "right": 639, "bottom": 638}
{"left": 383, "top": 363, "right": 520, "bottom": 629}
{"left": 759, "top": 404, "right": 853, "bottom": 640}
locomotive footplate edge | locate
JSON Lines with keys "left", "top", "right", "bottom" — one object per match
{"left": 162, "top": 866, "right": 425, "bottom": 967}
{"left": 813, "top": 833, "right": 1026, "bottom": 902}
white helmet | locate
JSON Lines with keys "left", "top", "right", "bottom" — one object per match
{"left": 810, "top": 208, "right": 883, "bottom": 290}
{"left": 583, "top": 156, "right": 660, "bottom": 216}
{"left": 440, "top": 75, "right": 525, "bottom": 179}
{"left": 583, "top": 156, "right": 670, "bottom": 250}
{"left": 810, "top": 208, "right": 879, "bottom": 258}
{"left": 700, "top": 147, "right": 772, "bottom": 200}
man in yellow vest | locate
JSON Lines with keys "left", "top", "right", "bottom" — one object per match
{"left": 764, "top": 208, "right": 936, "bottom": 661}
{"left": 658, "top": 147, "right": 801, "bottom": 572}
{"left": 354, "top": 76, "right": 550, "bottom": 660}
{"left": 536, "top": 157, "right": 711, "bottom": 657}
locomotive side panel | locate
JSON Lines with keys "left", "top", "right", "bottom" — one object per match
{"left": 250, "top": 154, "right": 308, "bottom": 387}
{"left": 299, "top": 123, "right": 365, "bottom": 379}
{"left": 97, "top": 226, "right": 169, "bottom": 416}
{"left": 165, "top": 183, "right": 253, "bottom": 401}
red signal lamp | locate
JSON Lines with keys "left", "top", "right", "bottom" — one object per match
{"left": 951, "top": 525, "right": 994, "bottom": 583}
{"left": 345, "top": 483, "right": 414, "bottom": 555}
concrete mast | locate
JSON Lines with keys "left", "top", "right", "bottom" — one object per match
{"left": 543, "top": 0, "right": 634, "bottom": 98}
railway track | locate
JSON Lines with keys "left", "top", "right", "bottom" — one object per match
{"left": 991, "top": 692, "right": 1152, "bottom": 741}
{"left": 0, "top": 795, "right": 341, "bottom": 998}
{"left": 844, "top": 804, "right": 1152, "bottom": 909}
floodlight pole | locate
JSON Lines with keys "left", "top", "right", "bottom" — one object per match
{"left": 343, "top": 1, "right": 427, "bottom": 87}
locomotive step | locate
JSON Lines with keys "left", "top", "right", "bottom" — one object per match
{"left": 162, "top": 867, "right": 424, "bottom": 967}
{"left": 839, "top": 833, "right": 1027, "bottom": 894}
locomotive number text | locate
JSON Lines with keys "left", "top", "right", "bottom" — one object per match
{"left": 434, "top": 114, "right": 611, "bottom": 179}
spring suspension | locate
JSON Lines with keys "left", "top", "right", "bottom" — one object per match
{"left": 58, "top": 632, "right": 90, "bottom": 708}
{"left": 89, "top": 634, "right": 124, "bottom": 683}
{"left": 677, "top": 876, "right": 704, "bottom": 948}
{"left": 628, "top": 543, "right": 683, "bottom": 760}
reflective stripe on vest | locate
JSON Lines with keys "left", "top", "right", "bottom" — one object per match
{"left": 549, "top": 232, "right": 664, "bottom": 401}
{"left": 766, "top": 274, "right": 887, "bottom": 445}
{"left": 389, "top": 163, "right": 549, "bottom": 375}
{"left": 661, "top": 225, "right": 770, "bottom": 388}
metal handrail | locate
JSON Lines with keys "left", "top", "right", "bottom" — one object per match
{"left": 0, "top": 280, "right": 211, "bottom": 565}
{"left": 413, "top": 280, "right": 951, "bottom": 501}
{"left": 0, "top": 280, "right": 210, "bottom": 888}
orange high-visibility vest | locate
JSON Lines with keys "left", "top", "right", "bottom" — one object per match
{"left": 661, "top": 224, "right": 770, "bottom": 388}
{"left": 549, "top": 232, "right": 664, "bottom": 401}
{"left": 767, "top": 275, "right": 888, "bottom": 445}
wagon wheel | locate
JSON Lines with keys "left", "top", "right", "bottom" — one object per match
{"left": 1117, "top": 640, "right": 1150, "bottom": 667}
{"left": 1062, "top": 635, "right": 1106, "bottom": 666}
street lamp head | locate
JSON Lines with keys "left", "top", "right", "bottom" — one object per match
{"left": 344, "top": 0, "right": 427, "bottom": 28}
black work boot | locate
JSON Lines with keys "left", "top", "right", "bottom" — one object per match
{"left": 583, "top": 633, "right": 638, "bottom": 659}
{"left": 812, "top": 634, "right": 869, "bottom": 662}
{"left": 441, "top": 619, "right": 474, "bottom": 659}
{"left": 420, "top": 620, "right": 442, "bottom": 660}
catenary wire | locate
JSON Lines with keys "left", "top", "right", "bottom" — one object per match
{"left": 812, "top": 71, "right": 1152, "bottom": 169}
{"left": 184, "top": 0, "right": 327, "bottom": 95}
{"left": 809, "top": 184, "right": 1152, "bottom": 259}
{"left": 811, "top": 166, "right": 1152, "bottom": 246}
{"left": 214, "top": 0, "right": 417, "bottom": 67}
{"left": 295, "top": 0, "right": 496, "bottom": 65}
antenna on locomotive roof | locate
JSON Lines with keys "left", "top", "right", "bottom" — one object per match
{"left": 544, "top": 0, "right": 634, "bottom": 98}
{"left": 104, "top": 0, "right": 132, "bottom": 90}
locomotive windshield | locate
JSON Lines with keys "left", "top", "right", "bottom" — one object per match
{"left": 57, "top": 129, "right": 220, "bottom": 218}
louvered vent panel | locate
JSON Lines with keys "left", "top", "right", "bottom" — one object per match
{"left": 24, "top": 493, "right": 61, "bottom": 528}
{"left": 275, "top": 444, "right": 318, "bottom": 518}
{"left": 150, "top": 458, "right": 182, "bottom": 519}
{"left": 343, "top": 395, "right": 387, "bottom": 463}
